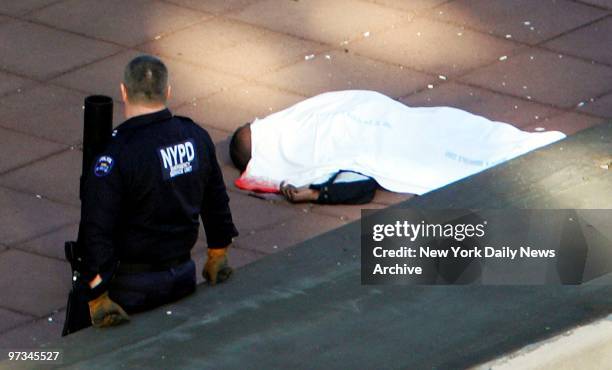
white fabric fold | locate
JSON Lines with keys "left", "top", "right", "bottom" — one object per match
{"left": 245, "top": 90, "right": 566, "bottom": 195}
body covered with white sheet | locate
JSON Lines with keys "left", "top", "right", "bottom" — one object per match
{"left": 244, "top": 90, "right": 565, "bottom": 195}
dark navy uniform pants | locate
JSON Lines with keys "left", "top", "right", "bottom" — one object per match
{"left": 108, "top": 259, "right": 196, "bottom": 314}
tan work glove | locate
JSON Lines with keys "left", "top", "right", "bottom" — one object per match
{"left": 88, "top": 291, "right": 130, "bottom": 328}
{"left": 203, "top": 247, "right": 233, "bottom": 285}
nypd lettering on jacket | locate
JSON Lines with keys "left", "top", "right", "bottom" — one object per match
{"left": 157, "top": 139, "right": 199, "bottom": 180}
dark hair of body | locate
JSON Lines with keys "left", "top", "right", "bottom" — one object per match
{"left": 229, "top": 123, "right": 252, "bottom": 172}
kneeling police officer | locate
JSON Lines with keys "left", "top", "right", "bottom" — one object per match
{"left": 81, "top": 55, "right": 238, "bottom": 327}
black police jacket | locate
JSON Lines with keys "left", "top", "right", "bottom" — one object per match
{"left": 80, "top": 108, "right": 238, "bottom": 281}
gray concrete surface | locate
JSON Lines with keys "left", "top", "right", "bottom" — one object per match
{"left": 473, "top": 314, "right": 612, "bottom": 370}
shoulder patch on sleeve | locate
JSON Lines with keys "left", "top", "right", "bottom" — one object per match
{"left": 94, "top": 155, "right": 115, "bottom": 177}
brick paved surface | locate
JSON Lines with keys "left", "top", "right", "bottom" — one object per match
{"left": 0, "top": 0, "right": 609, "bottom": 348}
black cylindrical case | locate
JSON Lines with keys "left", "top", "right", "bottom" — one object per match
{"left": 81, "top": 95, "right": 113, "bottom": 198}
{"left": 63, "top": 95, "right": 114, "bottom": 336}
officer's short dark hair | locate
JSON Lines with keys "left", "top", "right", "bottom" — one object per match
{"left": 123, "top": 55, "right": 169, "bottom": 105}
{"left": 230, "top": 123, "right": 252, "bottom": 172}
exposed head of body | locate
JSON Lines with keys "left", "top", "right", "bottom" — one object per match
{"left": 120, "top": 55, "right": 172, "bottom": 119}
{"left": 229, "top": 123, "right": 252, "bottom": 173}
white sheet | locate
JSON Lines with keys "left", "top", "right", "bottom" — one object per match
{"left": 244, "top": 90, "right": 566, "bottom": 195}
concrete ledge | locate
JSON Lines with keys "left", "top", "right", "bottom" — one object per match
{"left": 473, "top": 314, "right": 612, "bottom": 370}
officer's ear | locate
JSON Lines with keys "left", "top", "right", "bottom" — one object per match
{"left": 120, "top": 83, "right": 129, "bottom": 104}
{"left": 166, "top": 85, "right": 172, "bottom": 102}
